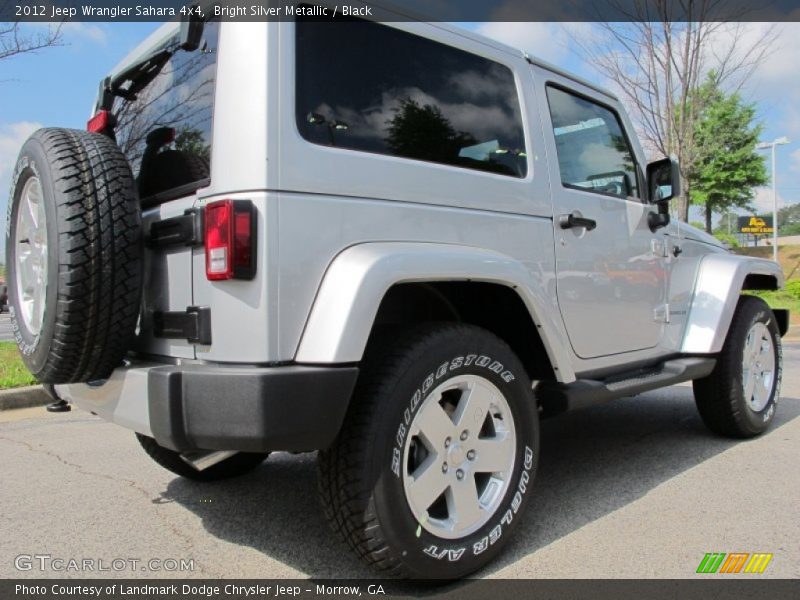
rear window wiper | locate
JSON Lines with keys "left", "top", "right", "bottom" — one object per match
{"left": 110, "top": 47, "right": 175, "bottom": 102}
{"left": 94, "top": 47, "right": 174, "bottom": 114}
{"left": 96, "top": 13, "right": 205, "bottom": 112}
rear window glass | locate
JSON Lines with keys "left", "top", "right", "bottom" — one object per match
{"left": 296, "top": 16, "right": 528, "bottom": 178}
{"left": 113, "top": 21, "right": 219, "bottom": 203}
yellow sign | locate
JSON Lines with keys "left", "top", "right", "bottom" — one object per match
{"left": 738, "top": 216, "right": 774, "bottom": 235}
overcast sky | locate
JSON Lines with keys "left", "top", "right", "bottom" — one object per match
{"left": 1, "top": 21, "right": 798, "bottom": 259}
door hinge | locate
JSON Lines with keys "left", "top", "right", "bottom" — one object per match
{"left": 153, "top": 306, "right": 212, "bottom": 345}
{"left": 146, "top": 208, "right": 204, "bottom": 249}
{"left": 654, "top": 304, "right": 670, "bottom": 324}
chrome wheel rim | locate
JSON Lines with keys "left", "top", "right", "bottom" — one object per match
{"left": 402, "top": 374, "right": 516, "bottom": 539}
{"left": 14, "top": 176, "right": 48, "bottom": 336}
{"left": 742, "top": 322, "right": 775, "bottom": 413}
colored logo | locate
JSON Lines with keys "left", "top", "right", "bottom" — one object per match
{"left": 696, "top": 552, "right": 773, "bottom": 574}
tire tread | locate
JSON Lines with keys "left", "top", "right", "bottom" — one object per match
{"left": 318, "top": 323, "right": 512, "bottom": 577}
{"left": 693, "top": 295, "right": 781, "bottom": 438}
{"left": 12, "top": 128, "right": 142, "bottom": 383}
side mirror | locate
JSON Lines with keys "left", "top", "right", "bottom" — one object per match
{"left": 179, "top": 7, "right": 204, "bottom": 52}
{"left": 646, "top": 157, "right": 680, "bottom": 204}
{"left": 646, "top": 157, "right": 679, "bottom": 232}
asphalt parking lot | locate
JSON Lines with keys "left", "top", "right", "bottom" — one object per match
{"left": 0, "top": 345, "right": 798, "bottom": 580}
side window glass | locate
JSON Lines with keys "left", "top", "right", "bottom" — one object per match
{"left": 296, "top": 14, "right": 528, "bottom": 178}
{"left": 546, "top": 86, "right": 640, "bottom": 199}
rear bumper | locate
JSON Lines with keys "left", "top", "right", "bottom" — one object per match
{"left": 57, "top": 361, "right": 358, "bottom": 453}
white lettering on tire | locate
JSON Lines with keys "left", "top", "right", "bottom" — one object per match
{"left": 391, "top": 354, "right": 516, "bottom": 476}
{"left": 388, "top": 353, "right": 533, "bottom": 563}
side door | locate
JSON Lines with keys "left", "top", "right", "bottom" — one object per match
{"left": 537, "top": 78, "right": 668, "bottom": 359}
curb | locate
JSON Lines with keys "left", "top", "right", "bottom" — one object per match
{"left": 0, "top": 385, "right": 52, "bottom": 411}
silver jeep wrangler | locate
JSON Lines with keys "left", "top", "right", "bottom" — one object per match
{"left": 5, "top": 10, "right": 788, "bottom": 579}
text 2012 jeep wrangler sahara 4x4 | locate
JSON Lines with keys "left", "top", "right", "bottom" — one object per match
{"left": 5, "top": 8, "right": 788, "bottom": 579}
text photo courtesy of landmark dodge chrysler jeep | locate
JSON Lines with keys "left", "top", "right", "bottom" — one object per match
{"left": 4, "top": 6, "right": 789, "bottom": 579}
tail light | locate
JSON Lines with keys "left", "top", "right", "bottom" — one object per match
{"left": 204, "top": 200, "right": 257, "bottom": 281}
{"left": 87, "top": 110, "right": 112, "bottom": 133}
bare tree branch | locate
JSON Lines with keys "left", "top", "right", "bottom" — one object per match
{"left": 569, "top": 0, "right": 775, "bottom": 221}
{"left": 0, "top": 22, "right": 63, "bottom": 62}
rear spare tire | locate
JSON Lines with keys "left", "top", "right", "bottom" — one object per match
{"left": 5, "top": 128, "right": 142, "bottom": 383}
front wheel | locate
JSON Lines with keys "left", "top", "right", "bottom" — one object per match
{"left": 693, "top": 296, "right": 782, "bottom": 438}
{"left": 318, "top": 324, "right": 539, "bottom": 579}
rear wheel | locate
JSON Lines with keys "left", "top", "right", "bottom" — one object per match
{"left": 693, "top": 296, "right": 782, "bottom": 438}
{"left": 136, "top": 434, "right": 269, "bottom": 481}
{"left": 318, "top": 324, "right": 539, "bottom": 579}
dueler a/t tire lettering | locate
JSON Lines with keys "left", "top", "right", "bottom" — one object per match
{"left": 318, "top": 323, "right": 539, "bottom": 579}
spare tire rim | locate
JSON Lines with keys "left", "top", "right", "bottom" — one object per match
{"left": 742, "top": 322, "right": 775, "bottom": 413}
{"left": 402, "top": 374, "right": 517, "bottom": 540}
{"left": 14, "top": 176, "right": 48, "bottom": 336}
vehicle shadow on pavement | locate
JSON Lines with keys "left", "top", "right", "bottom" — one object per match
{"left": 163, "top": 386, "right": 800, "bottom": 579}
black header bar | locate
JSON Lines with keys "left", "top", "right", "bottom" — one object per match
{"left": 3, "top": 0, "right": 800, "bottom": 22}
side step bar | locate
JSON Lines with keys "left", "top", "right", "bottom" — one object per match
{"left": 536, "top": 357, "right": 716, "bottom": 417}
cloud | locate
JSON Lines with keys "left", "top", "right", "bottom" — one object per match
{"left": 703, "top": 22, "right": 800, "bottom": 138}
{"left": 722, "top": 23, "right": 800, "bottom": 94}
{"left": 62, "top": 22, "right": 109, "bottom": 45}
{"left": 0, "top": 121, "right": 42, "bottom": 188}
{"left": 751, "top": 187, "right": 786, "bottom": 214}
{"left": 476, "top": 22, "right": 577, "bottom": 65}
{"left": 28, "top": 21, "right": 109, "bottom": 46}
{"left": 0, "top": 121, "right": 43, "bottom": 260}
{"left": 790, "top": 149, "right": 800, "bottom": 173}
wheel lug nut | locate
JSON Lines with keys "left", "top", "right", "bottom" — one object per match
{"left": 460, "top": 430, "right": 469, "bottom": 441}
{"left": 456, "top": 469, "right": 464, "bottom": 480}
{"left": 467, "top": 450, "right": 476, "bottom": 461}
{"left": 444, "top": 437, "right": 451, "bottom": 448}
{"left": 442, "top": 462, "right": 448, "bottom": 473}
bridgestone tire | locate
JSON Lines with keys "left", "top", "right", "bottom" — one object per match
{"left": 318, "top": 324, "right": 539, "bottom": 579}
{"left": 693, "top": 296, "right": 782, "bottom": 438}
{"left": 136, "top": 434, "right": 269, "bottom": 481}
{"left": 5, "top": 128, "right": 142, "bottom": 383}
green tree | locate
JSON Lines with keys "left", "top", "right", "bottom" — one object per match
{"left": 385, "top": 99, "right": 476, "bottom": 165}
{"left": 174, "top": 128, "right": 210, "bottom": 163}
{"left": 689, "top": 75, "right": 768, "bottom": 233}
{"left": 714, "top": 212, "right": 740, "bottom": 236}
{"left": 778, "top": 203, "right": 800, "bottom": 236}
{"left": 713, "top": 232, "right": 739, "bottom": 248}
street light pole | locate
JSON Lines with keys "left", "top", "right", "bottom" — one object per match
{"left": 772, "top": 142, "right": 777, "bottom": 262}
{"left": 756, "top": 136, "right": 790, "bottom": 263}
